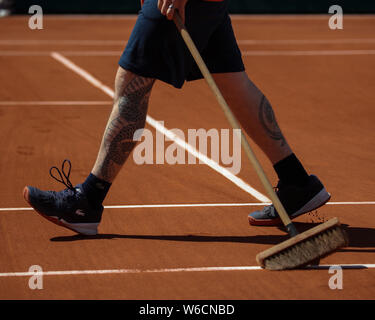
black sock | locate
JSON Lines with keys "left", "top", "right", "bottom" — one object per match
{"left": 273, "top": 153, "right": 309, "bottom": 186}
{"left": 81, "top": 173, "right": 112, "bottom": 205}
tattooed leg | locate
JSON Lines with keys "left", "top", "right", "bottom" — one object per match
{"left": 92, "top": 68, "right": 155, "bottom": 182}
{"left": 258, "top": 95, "right": 287, "bottom": 147}
{"left": 213, "top": 71, "right": 293, "bottom": 164}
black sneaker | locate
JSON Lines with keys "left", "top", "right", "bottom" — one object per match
{"left": 23, "top": 160, "right": 103, "bottom": 235}
{"left": 248, "top": 175, "right": 331, "bottom": 226}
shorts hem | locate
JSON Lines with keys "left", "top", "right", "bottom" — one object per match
{"left": 186, "top": 66, "right": 246, "bottom": 82}
{"left": 118, "top": 61, "right": 185, "bottom": 89}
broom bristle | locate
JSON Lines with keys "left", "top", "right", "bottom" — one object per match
{"left": 256, "top": 218, "right": 349, "bottom": 270}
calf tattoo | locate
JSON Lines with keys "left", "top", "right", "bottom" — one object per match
{"left": 258, "top": 95, "right": 286, "bottom": 146}
{"left": 98, "top": 76, "right": 155, "bottom": 181}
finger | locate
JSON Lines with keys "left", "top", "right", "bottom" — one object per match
{"left": 161, "top": 0, "right": 172, "bottom": 16}
{"left": 166, "top": 3, "right": 175, "bottom": 20}
{"left": 178, "top": 6, "right": 185, "bottom": 25}
{"left": 157, "top": 0, "right": 162, "bottom": 10}
{"left": 174, "top": 1, "right": 187, "bottom": 24}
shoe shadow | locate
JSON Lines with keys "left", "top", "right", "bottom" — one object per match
{"left": 49, "top": 222, "right": 375, "bottom": 251}
{"left": 50, "top": 233, "right": 288, "bottom": 245}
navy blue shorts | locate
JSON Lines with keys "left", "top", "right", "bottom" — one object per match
{"left": 119, "top": 0, "right": 245, "bottom": 89}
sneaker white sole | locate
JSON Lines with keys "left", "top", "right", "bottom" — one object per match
{"left": 58, "top": 219, "right": 99, "bottom": 236}
{"left": 290, "top": 188, "right": 331, "bottom": 219}
{"left": 248, "top": 188, "right": 331, "bottom": 226}
{"left": 23, "top": 187, "right": 99, "bottom": 236}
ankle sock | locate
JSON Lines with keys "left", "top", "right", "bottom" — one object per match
{"left": 273, "top": 153, "right": 309, "bottom": 186}
{"left": 81, "top": 173, "right": 112, "bottom": 205}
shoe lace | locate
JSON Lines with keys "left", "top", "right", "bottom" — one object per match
{"left": 49, "top": 159, "right": 75, "bottom": 191}
{"left": 262, "top": 182, "right": 282, "bottom": 218}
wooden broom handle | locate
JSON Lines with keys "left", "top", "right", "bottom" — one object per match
{"left": 173, "top": 12, "right": 296, "bottom": 232}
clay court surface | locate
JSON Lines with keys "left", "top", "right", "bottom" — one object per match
{"left": 0, "top": 14, "right": 374, "bottom": 300}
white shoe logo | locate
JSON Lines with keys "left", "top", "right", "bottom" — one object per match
{"left": 75, "top": 209, "right": 86, "bottom": 217}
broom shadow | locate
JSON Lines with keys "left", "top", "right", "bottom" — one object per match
{"left": 50, "top": 222, "right": 375, "bottom": 251}
{"left": 280, "top": 222, "right": 375, "bottom": 253}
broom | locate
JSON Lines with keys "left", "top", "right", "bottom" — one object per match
{"left": 173, "top": 12, "right": 349, "bottom": 270}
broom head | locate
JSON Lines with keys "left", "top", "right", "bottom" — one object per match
{"left": 256, "top": 217, "right": 349, "bottom": 270}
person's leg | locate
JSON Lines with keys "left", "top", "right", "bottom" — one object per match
{"left": 213, "top": 71, "right": 292, "bottom": 165}
{"left": 213, "top": 71, "right": 309, "bottom": 185}
{"left": 91, "top": 67, "right": 155, "bottom": 183}
{"left": 212, "top": 71, "right": 330, "bottom": 225}
{"left": 22, "top": 0, "right": 213, "bottom": 236}
{"left": 79, "top": 67, "right": 155, "bottom": 207}
{"left": 23, "top": 67, "right": 155, "bottom": 235}
{"left": 197, "top": 9, "right": 311, "bottom": 188}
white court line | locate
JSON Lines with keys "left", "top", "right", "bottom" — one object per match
{"left": 2, "top": 38, "right": 375, "bottom": 46}
{"left": 0, "top": 51, "right": 50, "bottom": 56}
{"left": 3, "top": 49, "right": 375, "bottom": 57}
{"left": 66, "top": 49, "right": 375, "bottom": 57}
{"left": 1, "top": 264, "right": 375, "bottom": 278}
{"left": 57, "top": 51, "right": 121, "bottom": 56}
{"left": 1, "top": 201, "right": 374, "bottom": 212}
{"left": 50, "top": 51, "right": 270, "bottom": 203}
{"left": 0, "top": 51, "right": 121, "bottom": 56}
{"left": 2, "top": 14, "right": 375, "bottom": 20}
{"left": 229, "top": 14, "right": 375, "bottom": 20}
{"left": 243, "top": 49, "right": 375, "bottom": 56}
{"left": 1, "top": 14, "right": 139, "bottom": 20}
{"left": 0, "top": 101, "right": 112, "bottom": 106}
{"left": 61, "top": 51, "right": 121, "bottom": 56}
{"left": 51, "top": 52, "right": 115, "bottom": 98}
{"left": 104, "top": 201, "right": 375, "bottom": 209}
{"left": 239, "top": 38, "right": 375, "bottom": 45}
{"left": 0, "top": 39, "right": 127, "bottom": 45}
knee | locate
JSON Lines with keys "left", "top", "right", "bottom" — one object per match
{"left": 114, "top": 67, "right": 155, "bottom": 102}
